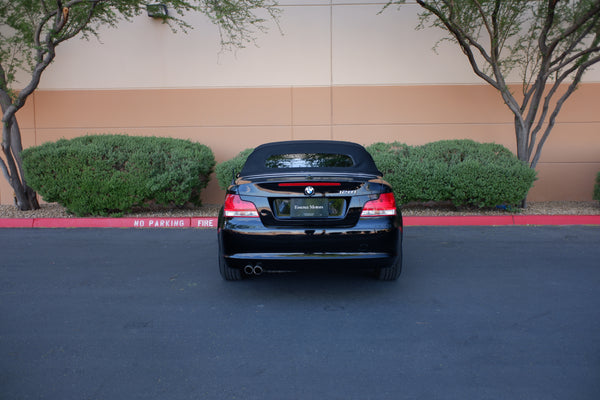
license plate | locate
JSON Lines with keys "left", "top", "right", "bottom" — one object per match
{"left": 290, "top": 198, "right": 329, "bottom": 218}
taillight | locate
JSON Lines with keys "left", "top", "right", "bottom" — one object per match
{"left": 361, "top": 193, "right": 397, "bottom": 217}
{"left": 224, "top": 194, "right": 259, "bottom": 217}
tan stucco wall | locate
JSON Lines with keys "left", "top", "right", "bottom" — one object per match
{"left": 22, "top": 2, "right": 600, "bottom": 90}
{"left": 2, "top": 83, "right": 599, "bottom": 205}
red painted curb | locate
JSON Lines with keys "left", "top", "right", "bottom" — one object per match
{"left": 191, "top": 217, "right": 218, "bottom": 228}
{"left": 513, "top": 215, "right": 600, "bottom": 226}
{"left": 0, "top": 219, "right": 34, "bottom": 228}
{"left": 403, "top": 215, "right": 515, "bottom": 226}
{"left": 0, "top": 217, "right": 218, "bottom": 229}
{"left": 0, "top": 215, "right": 598, "bottom": 228}
{"left": 33, "top": 217, "right": 195, "bottom": 228}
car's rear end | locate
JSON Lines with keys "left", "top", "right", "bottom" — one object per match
{"left": 217, "top": 141, "right": 403, "bottom": 281}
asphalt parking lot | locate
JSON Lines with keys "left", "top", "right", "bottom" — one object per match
{"left": 1, "top": 226, "right": 599, "bottom": 400}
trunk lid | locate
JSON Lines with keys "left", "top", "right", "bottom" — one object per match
{"left": 235, "top": 174, "right": 389, "bottom": 228}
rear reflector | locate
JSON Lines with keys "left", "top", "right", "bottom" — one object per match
{"left": 224, "top": 194, "right": 259, "bottom": 217}
{"left": 361, "top": 193, "right": 397, "bottom": 217}
{"left": 278, "top": 182, "right": 341, "bottom": 187}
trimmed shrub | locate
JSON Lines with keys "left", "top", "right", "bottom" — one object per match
{"left": 367, "top": 140, "right": 537, "bottom": 208}
{"left": 215, "top": 140, "right": 536, "bottom": 208}
{"left": 22, "top": 134, "right": 215, "bottom": 216}
{"left": 215, "top": 148, "right": 253, "bottom": 190}
{"left": 594, "top": 171, "right": 600, "bottom": 201}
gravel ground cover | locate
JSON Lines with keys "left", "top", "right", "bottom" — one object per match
{"left": 0, "top": 201, "right": 598, "bottom": 219}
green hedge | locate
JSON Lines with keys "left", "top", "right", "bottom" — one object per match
{"left": 22, "top": 134, "right": 215, "bottom": 216}
{"left": 594, "top": 171, "right": 600, "bottom": 201}
{"left": 215, "top": 148, "right": 253, "bottom": 190}
{"left": 367, "top": 140, "right": 537, "bottom": 208}
{"left": 215, "top": 140, "right": 536, "bottom": 208}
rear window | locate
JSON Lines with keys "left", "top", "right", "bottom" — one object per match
{"left": 265, "top": 153, "right": 354, "bottom": 169}
{"left": 240, "top": 140, "right": 382, "bottom": 177}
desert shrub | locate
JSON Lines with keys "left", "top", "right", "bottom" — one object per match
{"left": 367, "top": 142, "right": 450, "bottom": 203}
{"left": 215, "top": 148, "right": 254, "bottom": 190}
{"left": 215, "top": 140, "right": 536, "bottom": 208}
{"left": 22, "top": 134, "right": 215, "bottom": 216}
{"left": 367, "top": 140, "right": 537, "bottom": 208}
{"left": 594, "top": 171, "right": 600, "bottom": 201}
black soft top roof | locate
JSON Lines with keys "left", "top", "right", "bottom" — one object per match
{"left": 240, "top": 140, "right": 382, "bottom": 177}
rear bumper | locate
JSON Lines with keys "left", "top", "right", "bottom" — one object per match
{"left": 218, "top": 216, "right": 402, "bottom": 270}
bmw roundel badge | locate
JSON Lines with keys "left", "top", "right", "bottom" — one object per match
{"left": 304, "top": 186, "right": 315, "bottom": 196}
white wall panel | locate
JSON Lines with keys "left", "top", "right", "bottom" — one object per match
{"left": 12, "top": 2, "right": 599, "bottom": 90}
{"left": 278, "top": 0, "right": 331, "bottom": 4}
{"left": 581, "top": 64, "right": 600, "bottom": 81}
{"left": 36, "top": 6, "right": 331, "bottom": 89}
{"left": 332, "top": 4, "right": 479, "bottom": 85}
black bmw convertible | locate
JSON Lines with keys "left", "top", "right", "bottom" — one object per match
{"left": 217, "top": 140, "right": 403, "bottom": 281}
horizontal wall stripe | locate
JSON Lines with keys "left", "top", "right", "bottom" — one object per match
{"left": 2, "top": 83, "right": 599, "bottom": 205}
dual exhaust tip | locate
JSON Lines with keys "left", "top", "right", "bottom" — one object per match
{"left": 244, "top": 264, "right": 264, "bottom": 276}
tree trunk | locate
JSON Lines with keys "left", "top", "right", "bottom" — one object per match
{"left": 513, "top": 117, "right": 531, "bottom": 209}
{"left": 1, "top": 113, "right": 40, "bottom": 211}
{"left": 514, "top": 117, "right": 531, "bottom": 166}
{"left": 12, "top": 180, "right": 40, "bottom": 210}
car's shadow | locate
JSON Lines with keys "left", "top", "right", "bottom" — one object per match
{"left": 215, "top": 264, "right": 415, "bottom": 305}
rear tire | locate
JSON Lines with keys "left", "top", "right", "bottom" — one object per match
{"left": 377, "top": 255, "right": 402, "bottom": 281}
{"left": 219, "top": 251, "right": 243, "bottom": 281}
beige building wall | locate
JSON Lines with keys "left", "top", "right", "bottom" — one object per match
{"left": 3, "top": 1, "right": 599, "bottom": 205}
